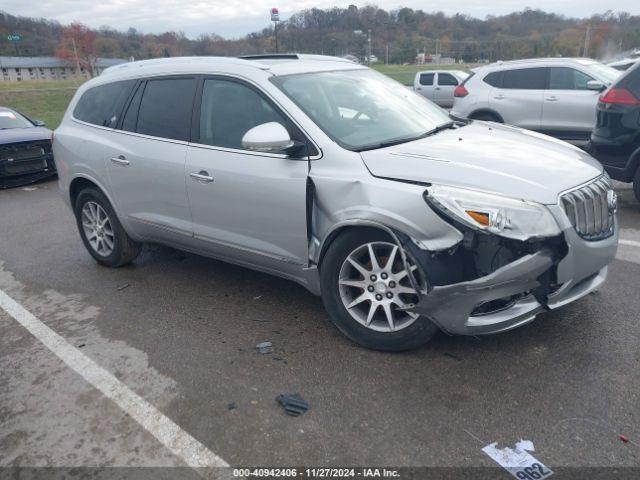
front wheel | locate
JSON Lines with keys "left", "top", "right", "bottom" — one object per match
{"left": 74, "top": 187, "right": 141, "bottom": 267}
{"left": 320, "top": 228, "right": 438, "bottom": 351}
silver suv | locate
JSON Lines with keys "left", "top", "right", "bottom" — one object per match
{"left": 451, "top": 58, "right": 620, "bottom": 142}
{"left": 54, "top": 55, "right": 618, "bottom": 351}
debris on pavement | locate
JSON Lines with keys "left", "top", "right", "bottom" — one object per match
{"left": 482, "top": 439, "right": 553, "bottom": 479}
{"left": 443, "top": 352, "right": 462, "bottom": 362}
{"left": 116, "top": 283, "right": 130, "bottom": 291}
{"left": 256, "top": 341, "right": 272, "bottom": 354}
{"left": 276, "top": 393, "right": 310, "bottom": 417}
{"left": 254, "top": 295, "right": 262, "bottom": 300}
{"left": 620, "top": 434, "right": 629, "bottom": 443}
{"left": 227, "top": 402, "right": 236, "bottom": 410}
{"left": 22, "top": 186, "right": 38, "bottom": 191}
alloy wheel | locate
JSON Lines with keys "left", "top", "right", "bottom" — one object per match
{"left": 338, "top": 241, "right": 422, "bottom": 333}
{"left": 81, "top": 201, "right": 115, "bottom": 257}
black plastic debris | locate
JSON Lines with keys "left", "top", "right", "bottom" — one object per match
{"left": 276, "top": 394, "right": 309, "bottom": 416}
{"left": 227, "top": 402, "right": 236, "bottom": 410}
{"left": 256, "top": 341, "right": 272, "bottom": 354}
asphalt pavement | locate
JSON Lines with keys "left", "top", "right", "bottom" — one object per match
{"left": 0, "top": 178, "right": 639, "bottom": 477}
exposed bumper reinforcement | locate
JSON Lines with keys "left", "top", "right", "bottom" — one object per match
{"left": 407, "top": 251, "right": 555, "bottom": 335}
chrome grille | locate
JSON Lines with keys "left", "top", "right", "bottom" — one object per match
{"left": 560, "top": 177, "right": 614, "bottom": 241}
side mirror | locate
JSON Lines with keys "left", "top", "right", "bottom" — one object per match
{"left": 242, "top": 122, "right": 294, "bottom": 153}
{"left": 33, "top": 120, "right": 46, "bottom": 127}
{"left": 586, "top": 80, "right": 606, "bottom": 92}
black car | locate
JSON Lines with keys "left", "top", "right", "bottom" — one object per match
{"left": 590, "top": 62, "right": 640, "bottom": 201}
{"left": 0, "top": 107, "right": 55, "bottom": 189}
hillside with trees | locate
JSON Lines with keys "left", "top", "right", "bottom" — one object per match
{"left": 1, "top": 6, "right": 639, "bottom": 64}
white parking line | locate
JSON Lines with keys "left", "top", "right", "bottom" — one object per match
{"left": 0, "top": 289, "right": 228, "bottom": 470}
{"left": 620, "top": 239, "right": 640, "bottom": 248}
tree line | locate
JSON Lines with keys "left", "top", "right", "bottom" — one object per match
{"left": 1, "top": 6, "right": 639, "bottom": 67}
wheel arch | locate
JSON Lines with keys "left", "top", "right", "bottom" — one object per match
{"left": 468, "top": 109, "right": 504, "bottom": 123}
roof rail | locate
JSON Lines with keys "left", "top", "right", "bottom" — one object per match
{"left": 239, "top": 54, "right": 299, "bottom": 60}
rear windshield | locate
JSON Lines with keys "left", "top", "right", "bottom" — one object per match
{"left": 0, "top": 110, "right": 33, "bottom": 129}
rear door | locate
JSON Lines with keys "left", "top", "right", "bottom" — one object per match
{"left": 541, "top": 67, "right": 601, "bottom": 141}
{"left": 434, "top": 72, "right": 460, "bottom": 108}
{"left": 414, "top": 73, "right": 435, "bottom": 101}
{"left": 105, "top": 76, "right": 197, "bottom": 242}
{"left": 491, "top": 67, "right": 546, "bottom": 130}
{"left": 185, "top": 76, "right": 310, "bottom": 269}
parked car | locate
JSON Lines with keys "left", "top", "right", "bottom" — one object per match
{"left": 0, "top": 107, "right": 55, "bottom": 188}
{"left": 451, "top": 58, "right": 621, "bottom": 143}
{"left": 413, "top": 70, "right": 469, "bottom": 108}
{"left": 608, "top": 57, "right": 640, "bottom": 71}
{"left": 589, "top": 62, "right": 640, "bottom": 201}
{"left": 54, "top": 55, "right": 618, "bottom": 351}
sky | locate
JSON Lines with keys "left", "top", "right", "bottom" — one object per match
{"left": 4, "top": 0, "right": 639, "bottom": 39}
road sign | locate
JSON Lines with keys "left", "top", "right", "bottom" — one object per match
{"left": 270, "top": 8, "right": 279, "bottom": 22}
{"left": 7, "top": 33, "right": 22, "bottom": 42}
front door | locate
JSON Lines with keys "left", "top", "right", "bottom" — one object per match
{"left": 185, "top": 77, "right": 310, "bottom": 270}
{"left": 106, "top": 76, "right": 197, "bottom": 242}
{"left": 434, "top": 72, "right": 459, "bottom": 108}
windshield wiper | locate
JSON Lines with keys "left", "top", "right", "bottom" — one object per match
{"left": 356, "top": 122, "right": 458, "bottom": 152}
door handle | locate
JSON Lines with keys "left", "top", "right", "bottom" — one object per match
{"left": 190, "top": 171, "right": 214, "bottom": 183}
{"left": 493, "top": 94, "right": 505, "bottom": 100}
{"left": 416, "top": 86, "right": 422, "bottom": 90}
{"left": 546, "top": 96, "right": 559, "bottom": 102}
{"left": 110, "top": 155, "right": 129, "bottom": 166}
{"left": 435, "top": 87, "right": 441, "bottom": 90}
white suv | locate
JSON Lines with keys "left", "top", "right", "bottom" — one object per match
{"left": 451, "top": 58, "right": 620, "bottom": 142}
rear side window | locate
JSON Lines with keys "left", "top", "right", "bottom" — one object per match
{"left": 483, "top": 71, "right": 503, "bottom": 88}
{"left": 73, "top": 80, "right": 134, "bottom": 127}
{"left": 619, "top": 64, "right": 640, "bottom": 98}
{"left": 502, "top": 68, "right": 547, "bottom": 90}
{"left": 549, "top": 67, "right": 594, "bottom": 90}
{"left": 419, "top": 73, "right": 434, "bottom": 86}
{"left": 135, "top": 77, "right": 196, "bottom": 141}
{"left": 438, "top": 73, "right": 458, "bottom": 86}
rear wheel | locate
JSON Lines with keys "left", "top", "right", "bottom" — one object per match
{"left": 470, "top": 111, "right": 502, "bottom": 122}
{"left": 74, "top": 187, "right": 141, "bottom": 267}
{"left": 320, "top": 229, "right": 438, "bottom": 351}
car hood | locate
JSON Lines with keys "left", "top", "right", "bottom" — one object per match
{"left": 359, "top": 121, "right": 603, "bottom": 205}
{"left": 0, "top": 127, "right": 52, "bottom": 144}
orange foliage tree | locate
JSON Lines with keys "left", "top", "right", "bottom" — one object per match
{"left": 55, "top": 23, "right": 98, "bottom": 77}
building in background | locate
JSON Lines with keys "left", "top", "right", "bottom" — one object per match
{"left": 0, "top": 57, "right": 127, "bottom": 82}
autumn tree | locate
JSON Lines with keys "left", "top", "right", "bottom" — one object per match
{"left": 56, "top": 22, "right": 99, "bottom": 77}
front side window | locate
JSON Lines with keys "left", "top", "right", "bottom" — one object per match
{"left": 549, "top": 67, "right": 594, "bottom": 90}
{"left": 74, "top": 80, "right": 135, "bottom": 127}
{"left": 419, "top": 73, "right": 434, "bottom": 86}
{"left": 438, "top": 73, "right": 458, "bottom": 86}
{"left": 502, "top": 68, "right": 547, "bottom": 90}
{"left": 198, "top": 79, "right": 290, "bottom": 150}
{"left": 272, "top": 69, "right": 451, "bottom": 151}
{"left": 135, "top": 77, "right": 196, "bottom": 141}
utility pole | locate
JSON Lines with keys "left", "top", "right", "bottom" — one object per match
{"left": 71, "top": 37, "right": 81, "bottom": 77}
{"left": 583, "top": 25, "right": 591, "bottom": 57}
{"left": 367, "top": 29, "right": 372, "bottom": 66}
{"left": 385, "top": 44, "right": 389, "bottom": 65}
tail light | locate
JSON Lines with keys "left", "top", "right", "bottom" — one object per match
{"left": 454, "top": 85, "right": 469, "bottom": 98}
{"left": 599, "top": 88, "right": 640, "bottom": 105}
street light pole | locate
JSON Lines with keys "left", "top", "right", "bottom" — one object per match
{"left": 271, "top": 8, "right": 280, "bottom": 53}
{"left": 367, "top": 29, "right": 372, "bottom": 66}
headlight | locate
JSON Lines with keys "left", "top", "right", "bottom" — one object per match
{"left": 426, "top": 185, "right": 561, "bottom": 241}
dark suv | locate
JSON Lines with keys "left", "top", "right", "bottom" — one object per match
{"left": 590, "top": 62, "right": 640, "bottom": 201}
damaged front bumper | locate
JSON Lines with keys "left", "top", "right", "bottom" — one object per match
{"left": 407, "top": 221, "right": 618, "bottom": 336}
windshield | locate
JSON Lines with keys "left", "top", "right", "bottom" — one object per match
{"left": 582, "top": 62, "right": 621, "bottom": 84}
{"left": 271, "top": 69, "right": 452, "bottom": 151}
{"left": 0, "top": 110, "right": 33, "bottom": 129}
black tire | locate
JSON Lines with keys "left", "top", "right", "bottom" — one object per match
{"left": 74, "top": 187, "right": 141, "bottom": 267}
{"left": 470, "top": 111, "right": 502, "bottom": 122}
{"left": 634, "top": 168, "right": 640, "bottom": 203}
{"left": 320, "top": 228, "right": 438, "bottom": 352}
